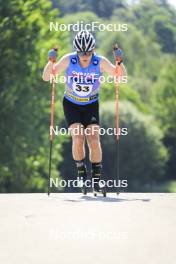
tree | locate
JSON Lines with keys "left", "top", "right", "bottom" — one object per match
{"left": 52, "top": 0, "right": 127, "bottom": 18}
{"left": 153, "top": 17, "right": 176, "bottom": 53}
{"left": 131, "top": 0, "right": 176, "bottom": 53}
{"left": 0, "top": 0, "right": 69, "bottom": 192}
{"left": 152, "top": 57, "right": 176, "bottom": 179}
{"left": 97, "top": 24, "right": 163, "bottom": 103}
{"left": 100, "top": 101, "right": 168, "bottom": 191}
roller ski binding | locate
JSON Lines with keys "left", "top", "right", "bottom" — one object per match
{"left": 93, "top": 181, "right": 106, "bottom": 197}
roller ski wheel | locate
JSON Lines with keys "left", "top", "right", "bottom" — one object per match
{"left": 81, "top": 185, "right": 87, "bottom": 195}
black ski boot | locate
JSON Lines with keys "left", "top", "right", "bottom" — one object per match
{"left": 76, "top": 160, "right": 88, "bottom": 195}
{"left": 91, "top": 163, "right": 106, "bottom": 197}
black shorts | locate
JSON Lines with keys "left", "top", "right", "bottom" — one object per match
{"left": 63, "top": 97, "right": 99, "bottom": 128}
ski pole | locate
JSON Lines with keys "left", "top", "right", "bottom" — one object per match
{"left": 115, "top": 60, "right": 119, "bottom": 141}
{"left": 48, "top": 61, "right": 56, "bottom": 196}
{"left": 113, "top": 44, "right": 122, "bottom": 195}
{"left": 115, "top": 58, "right": 120, "bottom": 194}
{"left": 113, "top": 44, "right": 121, "bottom": 141}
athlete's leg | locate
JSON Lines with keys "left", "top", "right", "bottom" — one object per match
{"left": 69, "top": 123, "right": 88, "bottom": 185}
{"left": 69, "top": 123, "right": 85, "bottom": 161}
{"left": 85, "top": 124, "right": 102, "bottom": 163}
{"left": 85, "top": 124, "right": 103, "bottom": 192}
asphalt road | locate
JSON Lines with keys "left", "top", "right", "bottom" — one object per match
{"left": 0, "top": 193, "right": 176, "bottom": 264}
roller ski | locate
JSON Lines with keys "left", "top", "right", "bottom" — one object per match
{"left": 91, "top": 163, "right": 107, "bottom": 197}
{"left": 76, "top": 160, "right": 88, "bottom": 195}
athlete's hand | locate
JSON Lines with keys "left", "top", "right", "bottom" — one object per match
{"left": 48, "top": 48, "right": 58, "bottom": 63}
{"left": 113, "top": 44, "right": 123, "bottom": 65}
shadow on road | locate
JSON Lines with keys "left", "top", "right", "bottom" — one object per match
{"left": 63, "top": 195, "right": 151, "bottom": 203}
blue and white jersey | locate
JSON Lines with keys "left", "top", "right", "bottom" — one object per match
{"left": 64, "top": 52, "right": 102, "bottom": 105}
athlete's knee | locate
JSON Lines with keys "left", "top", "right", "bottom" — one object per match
{"left": 69, "top": 123, "right": 84, "bottom": 136}
{"left": 85, "top": 125, "right": 99, "bottom": 136}
{"left": 72, "top": 134, "right": 85, "bottom": 145}
{"left": 87, "top": 134, "right": 100, "bottom": 149}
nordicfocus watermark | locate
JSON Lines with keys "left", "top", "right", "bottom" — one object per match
{"left": 50, "top": 21, "right": 128, "bottom": 32}
{"left": 50, "top": 126, "right": 128, "bottom": 136}
{"left": 49, "top": 229, "right": 128, "bottom": 241}
{"left": 50, "top": 178, "right": 128, "bottom": 189}
{"left": 49, "top": 74, "right": 128, "bottom": 84}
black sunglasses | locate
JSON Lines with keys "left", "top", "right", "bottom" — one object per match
{"left": 77, "top": 51, "right": 93, "bottom": 56}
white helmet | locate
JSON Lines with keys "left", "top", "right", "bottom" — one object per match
{"left": 73, "top": 30, "right": 95, "bottom": 52}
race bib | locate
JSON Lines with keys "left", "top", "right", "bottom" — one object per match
{"left": 72, "top": 82, "right": 93, "bottom": 96}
